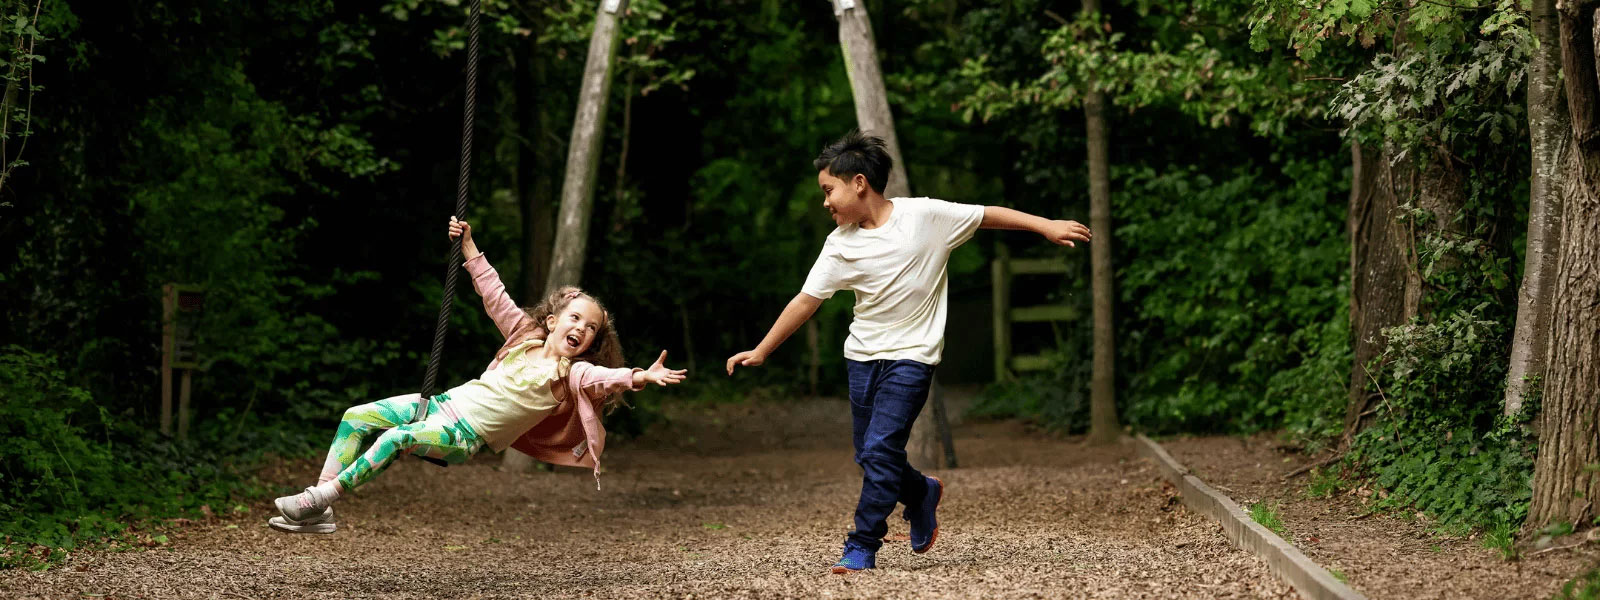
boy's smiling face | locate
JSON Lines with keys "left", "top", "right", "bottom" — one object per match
{"left": 818, "top": 169, "right": 868, "bottom": 227}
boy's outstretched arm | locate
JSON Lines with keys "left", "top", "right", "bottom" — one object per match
{"left": 980, "top": 206, "right": 1093, "bottom": 248}
{"left": 726, "top": 292, "right": 824, "bottom": 375}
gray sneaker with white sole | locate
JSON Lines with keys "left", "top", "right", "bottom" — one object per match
{"left": 268, "top": 506, "right": 336, "bottom": 534}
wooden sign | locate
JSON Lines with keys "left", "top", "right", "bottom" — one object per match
{"left": 161, "top": 284, "right": 204, "bottom": 439}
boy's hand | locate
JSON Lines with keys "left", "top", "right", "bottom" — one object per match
{"left": 1041, "top": 219, "right": 1092, "bottom": 247}
{"left": 638, "top": 350, "right": 688, "bottom": 387}
{"left": 725, "top": 349, "right": 768, "bottom": 375}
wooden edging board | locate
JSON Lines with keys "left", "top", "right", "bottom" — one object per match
{"left": 1129, "top": 434, "right": 1368, "bottom": 600}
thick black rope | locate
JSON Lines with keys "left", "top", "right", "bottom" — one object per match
{"left": 418, "top": 0, "right": 482, "bottom": 428}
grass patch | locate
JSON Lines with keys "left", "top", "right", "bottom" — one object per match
{"left": 1481, "top": 519, "right": 1519, "bottom": 561}
{"left": 1329, "top": 568, "right": 1348, "bottom": 583}
{"left": 1305, "top": 467, "right": 1349, "bottom": 499}
{"left": 1248, "top": 502, "right": 1290, "bottom": 538}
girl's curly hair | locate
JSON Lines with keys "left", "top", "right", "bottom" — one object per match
{"left": 523, "top": 286, "right": 628, "bottom": 412}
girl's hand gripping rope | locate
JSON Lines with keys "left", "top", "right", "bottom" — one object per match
{"left": 448, "top": 216, "right": 482, "bottom": 261}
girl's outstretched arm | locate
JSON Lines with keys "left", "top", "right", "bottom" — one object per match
{"left": 979, "top": 206, "right": 1093, "bottom": 248}
{"left": 451, "top": 217, "right": 529, "bottom": 338}
{"left": 633, "top": 351, "right": 688, "bottom": 388}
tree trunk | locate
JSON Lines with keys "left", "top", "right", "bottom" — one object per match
{"left": 1505, "top": 0, "right": 1571, "bottom": 417}
{"left": 1526, "top": 2, "right": 1600, "bottom": 533}
{"left": 1344, "top": 145, "right": 1468, "bottom": 435}
{"left": 1084, "top": 0, "right": 1121, "bottom": 445}
{"left": 1345, "top": 141, "right": 1408, "bottom": 436}
{"left": 831, "top": 0, "right": 954, "bottom": 468}
{"left": 506, "top": 0, "right": 628, "bottom": 473}
{"left": 831, "top": 0, "right": 909, "bottom": 200}
{"left": 516, "top": 35, "right": 555, "bottom": 304}
{"left": 541, "top": 0, "right": 628, "bottom": 294}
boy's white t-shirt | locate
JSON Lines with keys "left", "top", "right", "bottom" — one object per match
{"left": 801, "top": 197, "right": 985, "bottom": 365}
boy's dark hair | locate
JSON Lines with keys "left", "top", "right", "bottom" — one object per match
{"left": 813, "top": 129, "right": 892, "bottom": 195}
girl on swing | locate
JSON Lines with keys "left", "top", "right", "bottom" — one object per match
{"left": 270, "top": 217, "right": 687, "bottom": 534}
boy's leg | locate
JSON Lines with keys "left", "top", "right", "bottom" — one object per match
{"left": 846, "top": 360, "right": 934, "bottom": 552}
{"left": 317, "top": 394, "right": 426, "bottom": 484}
{"left": 846, "top": 360, "right": 877, "bottom": 462}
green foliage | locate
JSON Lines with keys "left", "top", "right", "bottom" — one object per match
{"left": 1306, "top": 467, "right": 1351, "bottom": 499}
{"left": 0, "top": 346, "right": 315, "bottom": 569}
{"left": 1347, "top": 225, "right": 1526, "bottom": 533}
{"left": 1332, "top": 24, "right": 1531, "bottom": 159}
{"left": 1352, "top": 420, "right": 1533, "bottom": 534}
{"left": 1248, "top": 501, "right": 1289, "bottom": 537}
{"left": 0, "top": 0, "right": 55, "bottom": 194}
{"left": 968, "top": 348, "right": 1090, "bottom": 434}
{"left": 1116, "top": 158, "right": 1349, "bottom": 436}
{"left": 1554, "top": 568, "right": 1600, "bottom": 600}
{"left": 957, "top": 8, "right": 1336, "bottom": 136}
{"left": 0, "top": 346, "right": 119, "bottom": 567}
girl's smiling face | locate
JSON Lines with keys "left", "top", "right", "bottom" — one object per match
{"left": 543, "top": 298, "right": 606, "bottom": 358}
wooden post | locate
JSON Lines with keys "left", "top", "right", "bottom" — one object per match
{"left": 160, "top": 284, "right": 175, "bottom": 436}
{"left": 992, "top": 244, "right": 1011, "bottom": 381}
{"left": 178, "top": 369, "right": 193, "bottom": 441}
{"left": 161, "top": 283, "right": 204, "bottom": 439}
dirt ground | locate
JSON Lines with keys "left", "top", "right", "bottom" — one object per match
{"left": 1162, "top": 434, "right": 1600, "bottom": 600}
{"left": 3, "top": 400, "right": 1298, "bottom": 599}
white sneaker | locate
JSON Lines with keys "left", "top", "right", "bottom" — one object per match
{"left": 274, "top": 486, "right": 335, "bottom": 522}
{"left": 268, "top": 506, "right": 336, "bottom": 534}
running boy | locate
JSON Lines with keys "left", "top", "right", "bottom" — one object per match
{"left": 725, "top": 130, "right": 1091, "bottom": 573}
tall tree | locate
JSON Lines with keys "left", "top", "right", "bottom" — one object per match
{"left": 505, "top": 0, "right": 629, "bottom": 473}
{"left": 830, "top": 0, "right": 955, "bottom": 468}
{"left": 1504, "top": 0, "right": 1570, "bottom": 417}
{"left": 543, "top": 0, "right": 628, "bottom": 295}
{"left": 1082, "top": 0, "right": 1120, "bottom": 445}
{"left": 1527, "top": 0, "right": 1600, "bottom": 533}
{"left": 1344, "top": 139, "right": 1409, "bottom": 437}
{"left": 1346, "top": 147, "right": 1469, "bottom": 435}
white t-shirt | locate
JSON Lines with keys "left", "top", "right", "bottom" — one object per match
{"left": 801, "top": 197, "right": 985, "bottom": 365}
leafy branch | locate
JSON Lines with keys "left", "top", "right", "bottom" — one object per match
{"left": 1, "top": 0, "right": 45, "bottom": 198}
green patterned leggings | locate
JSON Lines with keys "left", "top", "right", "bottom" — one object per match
{"left": 317, "top": 394, "right": 485, "bottom": 491}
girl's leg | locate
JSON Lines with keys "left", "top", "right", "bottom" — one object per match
{"left": 277, "top": 398, "right": 475, "bottom": 522}
{"left": 316, "top": 394, "right": 426, "bottom": 484}
{"left": 333, "top": 413, "right": 483, "bottom": 493}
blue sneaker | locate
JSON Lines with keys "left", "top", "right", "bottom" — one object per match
{"left": 830, "top": 542, "right": 876, "bottom": 574}
{"left": 905, "top": 475, "right": 943, "bottom": 554}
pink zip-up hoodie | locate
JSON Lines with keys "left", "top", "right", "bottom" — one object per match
{"left": 463, "top": 254, "right": 642, "bottom": 488}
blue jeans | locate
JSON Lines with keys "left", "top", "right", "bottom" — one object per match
{"left": 846, "top": 358, "right": 935, "bottom": 551}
